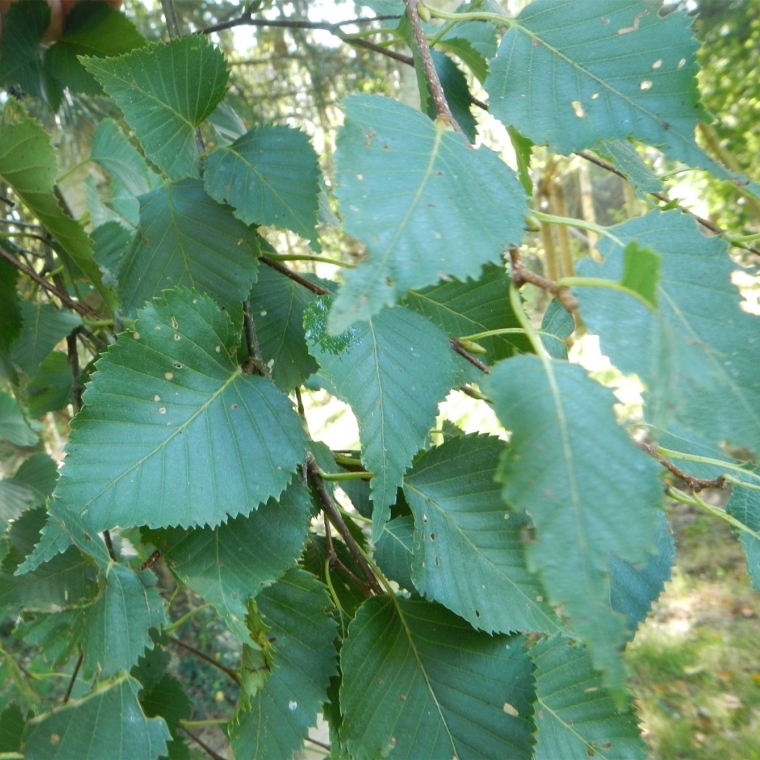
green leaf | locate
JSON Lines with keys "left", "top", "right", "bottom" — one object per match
{"left": 484, "top": 355, "right": 662, "bottom": 687}
{"left": 0, "top": 392, "right": 36, "bottom": 447}
{"left": 540, "top": 299, "right": 573, "bottom": 360}
{"left": 307, "top": 302, "right": 459, "bottom": 541}
{"left": 117, "top": 179, "right": 261, "bottom": 318}
{"left": 81, "top": 564, "right": 165, "bottom": 679}
{"left": 44, "top": 1, "right": 146, "bottom": 96}
{"left": 20, "top": 674, "right": 170, "bottom": 760}
{"left": 0, "top": 508, "right": 96, "bottom": 609}
{"left": 403, "top": 435, "right": 562, "bottom": 634}
{"left": 508, "top": 126, "right": 535, "bottom": 197}
{"left": 82, "top": 36, "right": 229, "bottom": 180}
{"left": 621, "top": 241, "right": 660, "bottom": 309}
{"left": 11, "top": 301, "right": 81, "bottom": 380}
{"left": 610, "top": 513, "right": 674, "bottom": 641}
{"left": 0, "top": 1, "right": 52, "bottom": 103}
{"left": 403, "top": 263, "right": 531, "bottom": 367}
{"left": 596, "top": 140, "right": 661, "bottom": 195}
{"left": 139, "top": 675, "right": 191, "bottom": 760}
{"left": 485, "top": 0, "right": 751, "bottom": 188}
{"left": 0, "top": 257, "right": 22, "bottom": 383}
{"left": 417, "top": 51, "right": 478, "bottom": 143}
{"left": 329, "top": 95, "right": 527, "bottom": 331}
{"left": 531, "top": 635, "right": 646, "bottom": 760}
{"left": 52, "top": 288, "right": 307, "bottom": 533}
{"left": 149, "top": 478, "right": 312, "bottom": 645}
{"left": 90, "top": 119, "right": 161, "bottom": 198}
{"left": 440, "top": 14, "right": 498, "bottom": 83}
{"left": 0, "top": 704, "right": 25, "bottom": 754}
{"left": 0, "top": 101, "right": 113, "bottom": 310}
{"left": 726, "top": 477, "right": 760, "bottom": 592}
{"left": 228, "top": 568, "right": 338, "bottom": 760}
{"left": 247, "top": 263, "right": 319, "bottom": 392}
{"left": 340, "top": 596, "right": 536, "bottom": 760}
{"left": 375, "top": 515, "right": 415, "bottom": 591}
{"left": 91, "top": 222, "right": 133, "bottom": 285}
{"left": 204, "top": 125, "right": 321, "bottom": 247}
{"left": 27, "top": 351, "right": 73, "bottom": 418}
{"left": 0, "top": 453, "right": 57, "bottom": 525}
{"left": 575, "top": 210, "right": 760, "bottom": 453}
{"left": 15, "top": 608, "right": 86, "bottom": 667}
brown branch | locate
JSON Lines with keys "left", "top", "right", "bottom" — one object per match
{"left": 202, "top": 13, "right": 402, "bottom": 36}
{"left": 638, "top": 442, "right": 726, "bottom": 492}
{"left": 0, "top": 244, "right": 99, "bottom": 318}
{"left": 509, "top": 248, "right": 579, "bottom": 312}
{"left": 242, "top": 298, "right": 269, "bottom": 377}
{"left": 102, "top": 530, "right": 118, "bottom": 562}
{"left": 449, "top": 338, "right": 490, "bottom": 374}
{"left": 168, "top": 635, "right": 241, "bottom": 686}
{"left": 177, "top": 726, "right": 226, "bottom": 760}
{"left": 305, "top": 736, "right": 332, "bottom": 751}
{"left": 307, "top": 456, "right": 384, "bottom": 595}
{"left": 63, "top": 650, "right": 83, "bottom": 704}
{"left": 345, "top": 37, "right": 413, "bottom": 65}
{"left": 260, "top": 255, "right": 332, "bottom": 295}
{"left": 403, "top": 0, "right": 463, "bottom": 136}
{"left": 139, "top": 550, "right": 161, "bottom": 572}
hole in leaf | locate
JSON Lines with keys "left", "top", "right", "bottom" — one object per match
{"left": 678, "top": 58, "right": 686, "bottom": 69}
{"left": 571, "top": 100, "right": 585, "bottom": 118}
{"left": 640, "top": 80, "right": 653, "bottom": 91}
{"left": 159, "top": 407, "right": 166, "bottom": 415}
{"left": 652, "top": 58, "right": 663, "bottom": 69}
{"left": 173, "top": 362, "right": 183, "bottom": 369}
{"left": 164, "top": 372, "right": 173, "bottom": 380}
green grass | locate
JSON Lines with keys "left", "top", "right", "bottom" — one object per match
{"left": 626, "top": 505, "right": 760, "bottom": 759}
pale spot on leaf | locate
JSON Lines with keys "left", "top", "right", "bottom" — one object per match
{"left": 503, "top": 702, "right": 519, "bottom": 717}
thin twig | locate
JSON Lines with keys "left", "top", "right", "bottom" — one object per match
{"left": 202, "top": 13, "right": 402, "bottom": 36}
{"left": 242, "top": 298, "right": 269, "bottom": 376}
{"left": 168, "top": 635, "right": 241, "bottom": 686}
{"left": 509, "top": 248, "right": 579, "bottom": 312}
{"left": 403, "top": 0, "right": 463, "bottom": 135}
{"left": 0, "top": 244, "right": 98, "bottom": 318}
{"left": 577, "top": 149, "right": 760, "bottom": 256}
{"left": 261, "top": 255, "right": 332, "bottom": 295}
{"left": 63, "top": 650, "right": 83, "bottom": 704}
{"left": 177, "top": 726, "right": 226, "bottom": 760}
{"left": 139, "top": 550, "right": 161, "bottom": 572}
{"left": 160, "top": 0, "right": 181, "bottom": 37}
{"left": 346, "top": 37, "right": 413, "bottom": 65}
{"left": 305, "top": 736, "right": 332, "bottom": 751}
{"left": 66, "top": 332, "right": 83, "bottom": 411}
{"left": 638, "top": 442, "right": 726, "bottom": 492}
{"left": 449, "top": 338, "right": 490, "bottom": 374}
{"left": 307, "top": 456, "right": 384, "bottom": 595}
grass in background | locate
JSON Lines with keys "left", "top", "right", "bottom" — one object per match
{"left": 627, "top": 503, "right": 760, "bottom": 759}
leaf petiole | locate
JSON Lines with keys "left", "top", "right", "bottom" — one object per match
{"left": 555, "top": 276, "right": 656, "bottom": 312}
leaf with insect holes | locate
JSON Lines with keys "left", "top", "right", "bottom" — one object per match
{"left": 51, "top": 288, "right": 307, "bottom": 534}
{"left": 485, "top": 0, "right": 760, "bottom": 195}
{"left": 329, "top": 95, "right": 527, "bottom": 331}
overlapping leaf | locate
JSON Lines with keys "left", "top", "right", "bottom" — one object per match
{"left": 81, "top": 564, "right": 165, "bottom": 679}
{"left": 402, "top": 263, "right": 531, "bottom": 368}
{"left": 340, "top": 596, "right": 536, "bottom": 760}
{"left": 90, "top": 118, "right": 161, "bottom": 199}
{"left": 375, "top": 515, "right": 415, "bottom": 591}
{"left": 0, "top": 0, "right": 51, "bottom": 103}
{"left": 44, "top": 1, "right": 145, "bottom": 96}
{"left": 485, "top": 0, "right": 754, "bottom": 189}
{"left": 149, "top": 478, "right": 312, "bottom": 645}
{"left": 0, "top": 257, "right": 22, "bottom": 381}
{"left": 0, "top": 453, "right": 57, "bottom": 525}
{"left": 82, "top": 36, "right": 228, "bottom": 180}
{"left": 306, "top": 301, "right": 459, "bottom": 540}
{"left": 485, "top": 355, "right": 662, "bottom": 687}
{"left": 0, "top": 507, "right": 97, "bottom": 609}
{"left": 52, "top": 288, "right": 307, "bottom": 534}
{"left": 139, "top": 674, "right": 191, "bottom": 760}
{"left": 575, "top": 210, "right": 760, "bottom": 454}
{"left": 11, "top": 302, "right": 81, "bottom": 380}
{"left": 610, "top": 513, "right": 674, "bottom": 641}
{"left": 532, "top": 635, "right": 646, "bottom": 760}
{"left": 21, "top": 675, "right": 170, "bottom": 760}
{"left": 0, "top": 391, "right": 36, "bottom": 447}
{"left": 204, "top": 125, "right": 321, "bottom": 246}
{"left": 403, "top": 435, "right": 562, "bottom": 634}
{"left": 117, "top": 179, "right": 261, "bottom": 317}
{"left": 0, "top": 100, "right": 113, "bottom": 309}
{"left": 726, "top": 477, "right": 760, "bottom": 592}
{"left": 229, "top": 569, "right": 338, "bottom": 760}
{"left": 330, "top": 95, "right": 527, "bottom": 331}
{"left": 247, "top": 264, "right": 318, "bottom": 391}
